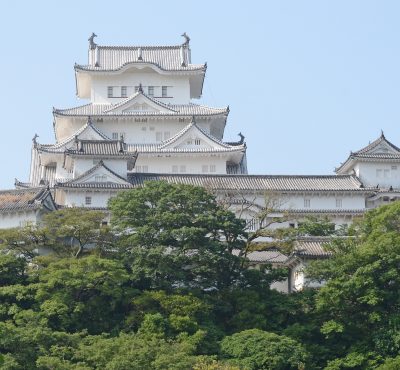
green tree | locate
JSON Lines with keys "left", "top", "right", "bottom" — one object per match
{"left": 220, "top": 328, "right": 308, "bottom": 369}
{"left": 312, "top": 202, "right": 400, "bottom": 365}
{"left": 108, "top": 181, "right": 248, "bottom": 290}
{"left": 34, "top": 256, "right": 134, "bottom": 334}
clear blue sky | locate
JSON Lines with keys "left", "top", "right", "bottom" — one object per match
{"left": 1, "top": 1, "right": 400, "bottom": 188}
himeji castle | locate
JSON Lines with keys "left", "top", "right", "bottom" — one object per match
{"left": 2, "top": 33, "right": 400, "bottom": 291}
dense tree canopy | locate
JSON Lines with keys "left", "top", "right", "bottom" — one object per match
{"left": 0, "top": 182, "right": 400, "bottom": 369}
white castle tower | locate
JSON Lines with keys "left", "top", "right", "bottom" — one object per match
{"left": 24, "top": 33, "right": 247, "bottom": 208}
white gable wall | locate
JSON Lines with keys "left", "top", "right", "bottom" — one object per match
{"left": 355, "top": 162, "right": 400, "bottom": 188}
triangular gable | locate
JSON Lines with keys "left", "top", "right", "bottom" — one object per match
{"left": 54, "top": 119, "right": 110, "bottom": 151}
{"left": 354, "top": 133, "right": 400, "bottom": 156}
{"left": 160, "top": 121, "right": 233, "bottom": 151}
{"left": 104, "top": 92, "right": 178, "bottom": 114}
{"left": 67, "top": 161, "right": 131, "bottom": 186}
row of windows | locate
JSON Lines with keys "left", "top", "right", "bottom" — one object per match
{"left": 303, "top": 199, "right": 343, "bottom": 208}
{"left": 107, "top": 85, "right": 170, "bottom": 98}
{"left": 376, "top": 166, "right": 397, "bottom": 179}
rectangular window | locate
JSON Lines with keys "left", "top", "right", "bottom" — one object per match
{"left": 172, "top": 165, "right": 178, "bottom": 173}
{"left": 107, "top": 86, "right": 113, "bottom": 98}
{"left": 376, "top": 169, "right": 382, "bottom": 178}
{"left": 112, "top": 132, "right": 119, "bottom": 140}
{"left": 392, "top": 165, "right": 398, "bottom": 170}
{"left": 164, "top": 132, "right": 170, "bottom": 140}
{"left": 195, "top": 139, "right": 201, "bottom": 145}
{"left": 162, "top": 86, "right": 168, "bottom": 97}
{"left": 304, "top": 199, "right": 311, "bottom": 208}
{"left": 121, "top": 86, "right": 127, "bottom": 98}
{"left": 179, "top": 118, "right": 185, "bottom": 122}
{"left": 136, "top": 165, "right": 142, "bottom": 172}
{"left": 149, "top": 126, "right": 155, "bottom": 131}
{"left": 142, "top": 165, "right": 148, "bottom": 173}
{"left": 148, "top": 86, "right": 154, "bottom": 96}
{"left": 85, "top": 196, "right": 92, "bottom": 205}
{"left": 202, "top": 165, "right": 209, "bottom": 173}
{"left": 336, "top": 199, "right": 343, "bottom": 208}
{"left": 156, "top": 132, "right": 163, "bottom": 142}
{"left": 384, "top": 169, "right": 390, "bottom": 178}
{"left": 180, "top": 165, "right": 186, "bottom": 173}
{"left": 210, "top": 164, "right": 216, "bottom": 172}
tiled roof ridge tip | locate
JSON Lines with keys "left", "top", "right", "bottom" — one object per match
{"left": 97, "top": 44, "right": 187, "bottom": 50}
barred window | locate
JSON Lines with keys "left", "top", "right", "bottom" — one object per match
{"left": 162, "top": 86, "right": 168, "bottom": 97}
{"left": 85, "top": 196, "right": 92, "bottom": 205}
{"left": 121, "top": 86, "right": 127, "bottom": 98}
{"left": 148, "top": 86, "right": 154, "bottom": 96}
{"left": 107, "top": 86, "right": 113, "bottom": 98}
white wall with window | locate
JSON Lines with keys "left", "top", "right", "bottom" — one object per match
{"left": 91, "top": 73, "right": 190, "bottom": 104}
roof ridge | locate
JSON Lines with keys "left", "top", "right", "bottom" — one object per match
{"left": 97, "top": 44, "right": 184, "bottom": 50}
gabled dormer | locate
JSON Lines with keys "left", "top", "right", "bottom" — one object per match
{"left": 160, "top": 117, "right": 240, "bottom": 152}
{"left": 56, "top": 160, "right": 132, "bottom": 188}
{"left": 336, "top": 132, "right": 400, "bottom": 189}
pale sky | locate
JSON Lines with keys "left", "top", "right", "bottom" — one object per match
{"left": 1, "top": 0, "right": 399, "bottom": 188}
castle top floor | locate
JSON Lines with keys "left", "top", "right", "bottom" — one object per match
{"left": 75, "top": 33, "right": 206, "bottom": 105}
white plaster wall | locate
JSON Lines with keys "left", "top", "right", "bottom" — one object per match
{"left": 134, "top": 155, "right": 228, "bottom": 174}
{"left": 0, "top": 211, "right": 39, "bottom": 229}
{"left": 91, "top": 73, "right": 191, "bottom": 104}
{"left": 63, "top": 190, "right": 120, "bottom": 208}
{"left": 355, "top": 162, "right": 400, "bottom": 188}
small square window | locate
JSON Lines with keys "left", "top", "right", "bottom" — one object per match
{"left": 376, "top": 169, "right": 382, "bottom": 178}
{"left": 392, "top": 165, "right": 397, "bottom": 170}
{"left": 210, "top": 164, "right": 216, "bottom": 172}
{"left": 202, "top": 165, "right": 209, "bottom": 173}
{"left": 162, "top": 86, "right": 168, "bottom": 97}
{"left": 172, "top": 165, "right": 178, "bottom": 173}
{"left": 304, "top": 199, "right": 310, "bottom": 208}
{"left": 107, "top": 86, "right": 113, "bottom": 98}
{"left": 85, "top": 196, "right": 92, "bottom": 205}
{"left": 148, "top": 86, "right": 154, "bottom": 96}
{"left": 136, "top": 165, "right": 142, "bottom": 172}
{"left": 336, "top": 199, "right": 342, "bottom": 208}
{"left": 142, "top": 165, "right": 148, "bottom": 173}
{"left": 121, "top": 86, "right": 127, "bottom": 98}
{"left": 112, "top": 132, "right": 119, "bottom": 140}
{"left": 180, "top": 165, "right": 186, "bottom": 173}
{"left": 384, "top": 169, "right": 390, "bottom": 178}
{"left": 195, "top": 139, "right": 201, "bottom": 145}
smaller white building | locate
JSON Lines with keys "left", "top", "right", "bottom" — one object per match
{"left": 0, "top": 187, "right": 57, "bottom": 229}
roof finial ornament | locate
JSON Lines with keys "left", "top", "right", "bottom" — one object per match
{"left": 381, "top": 129, "right": 385, "bottom": 138}
{"left": 32, "top": 133, "right": 39, "bottom": 145}
{"left": 238, "top": 132, "right": 245, "bottom": 144}
{"left": 181, "top": 32, "right": 190, "bottom": 46}
{"left": 138, "top": 83, "right": 144, "bottom": 93}
{"left": 88, "top": 33, "right": 97, "bottom": 50}
{"left": 191, "top": 115, "right": 196, "bottom": 124}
